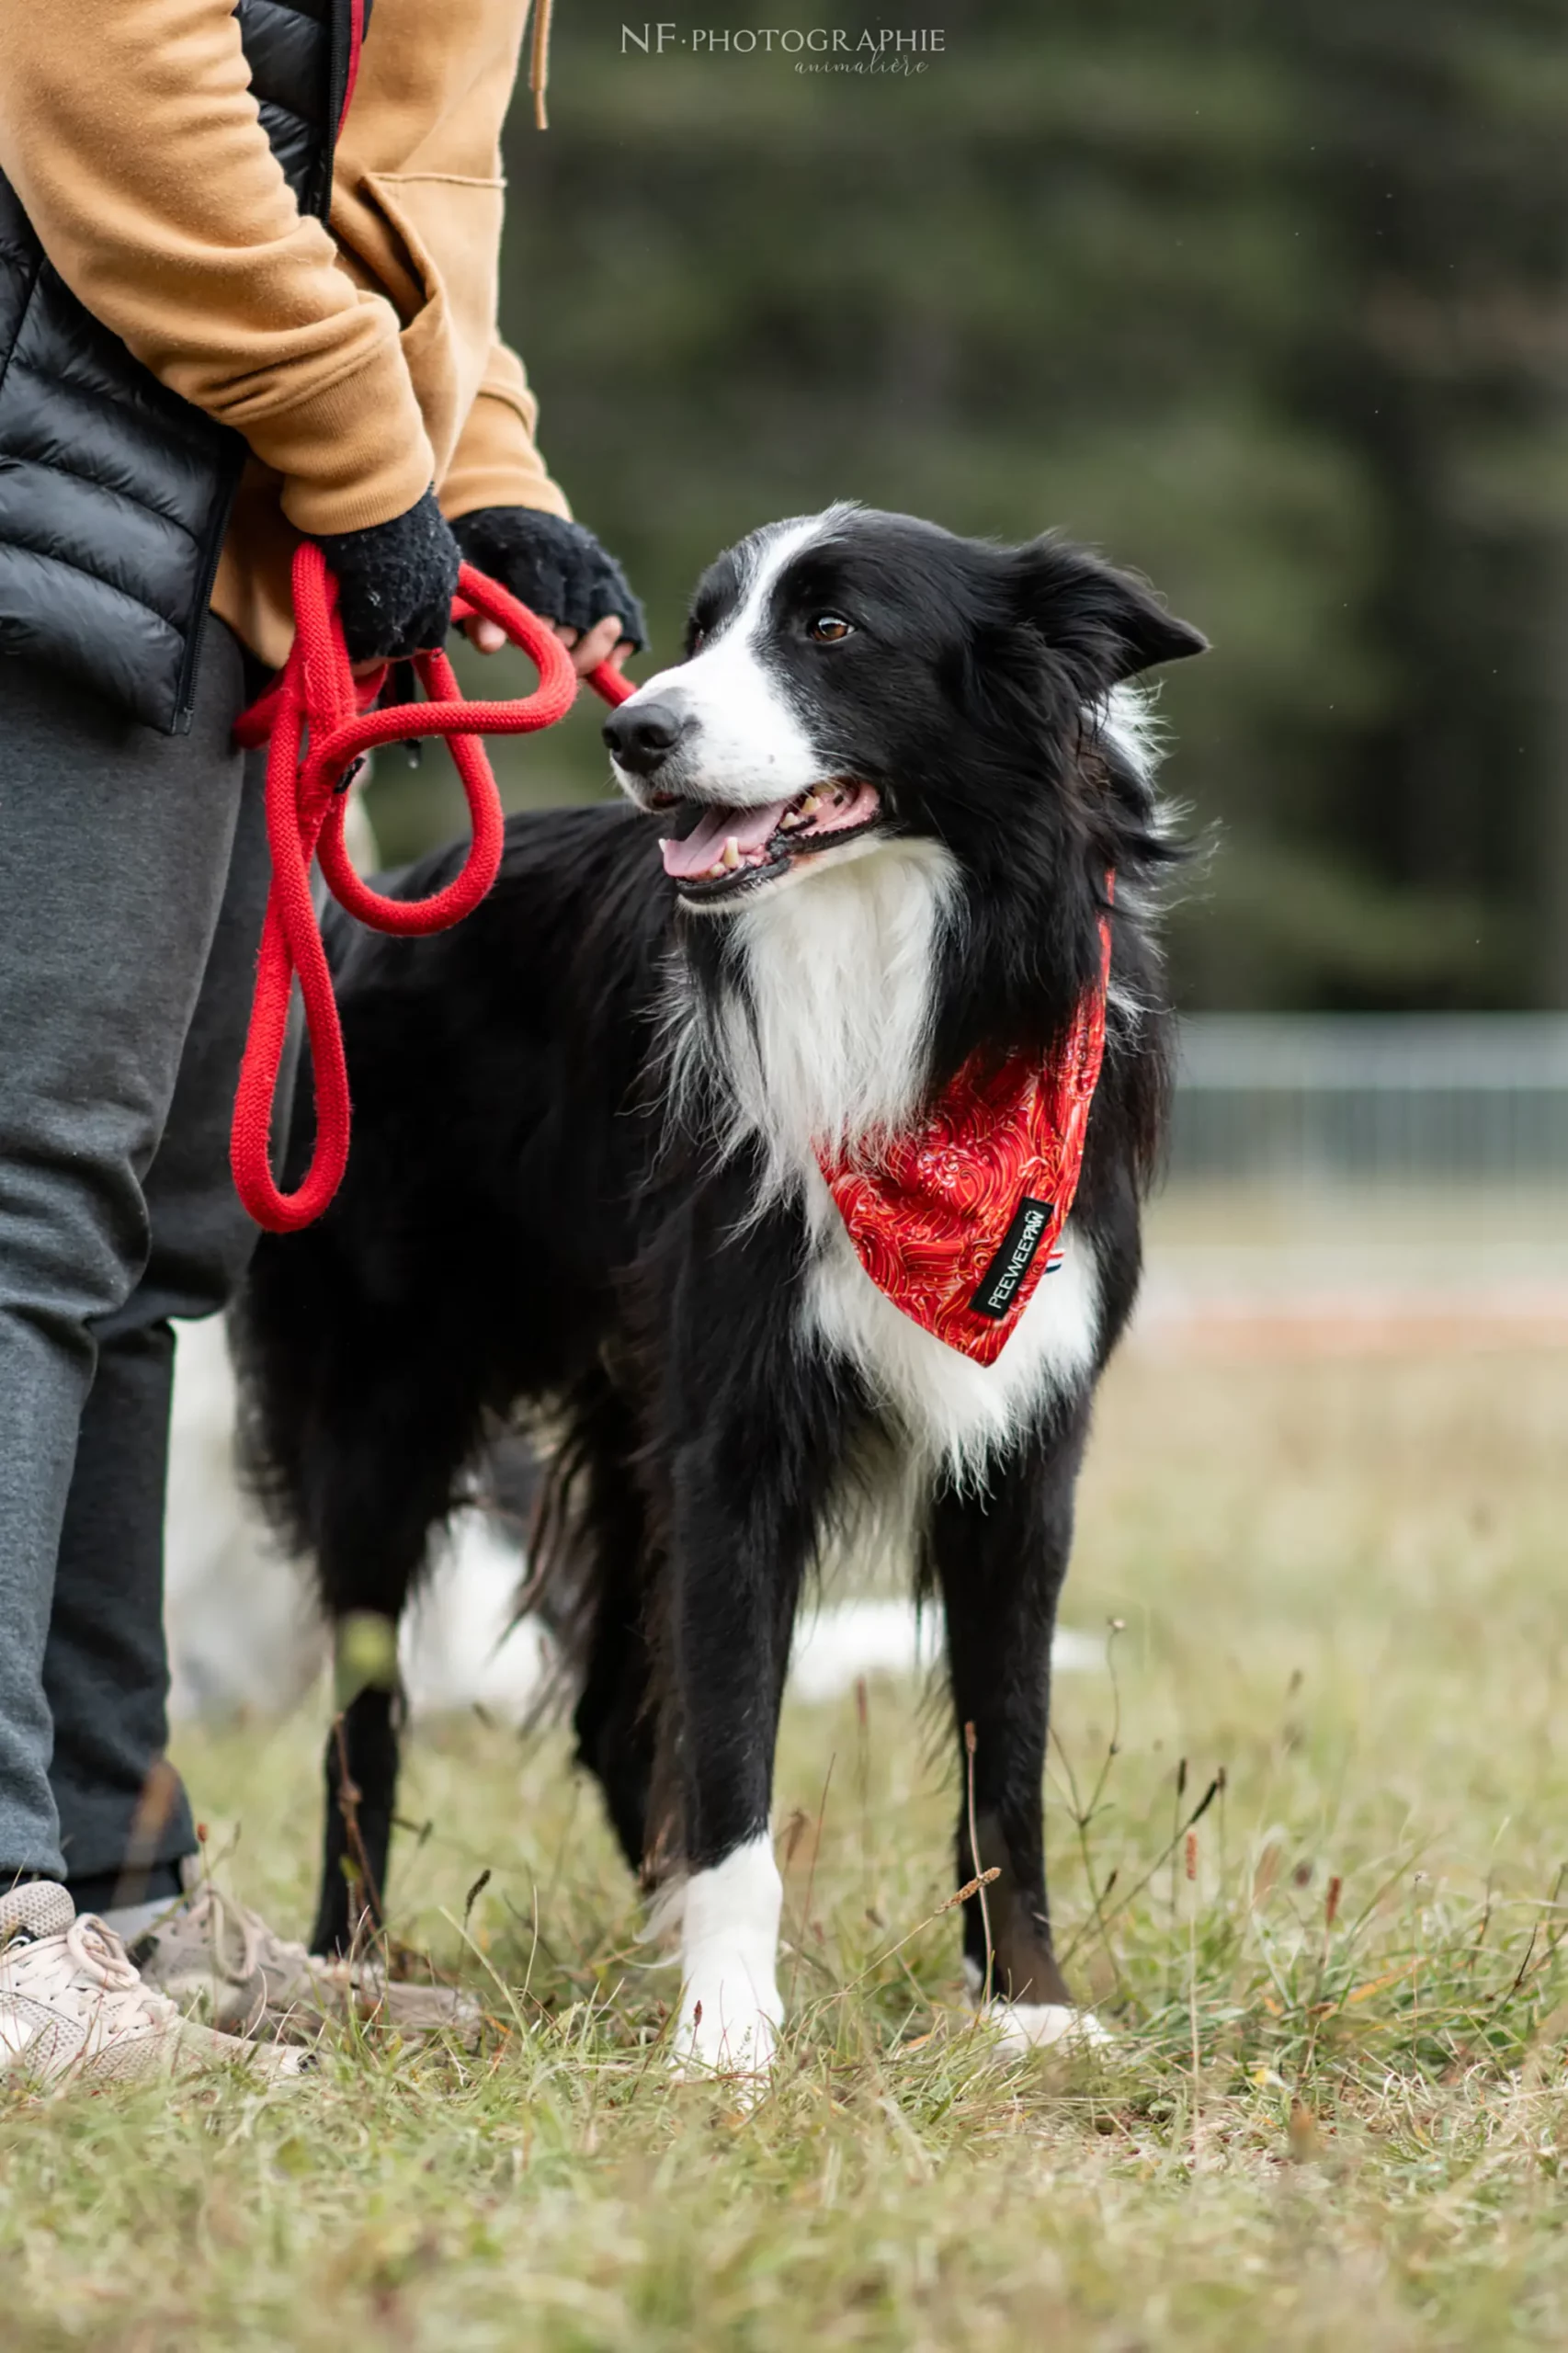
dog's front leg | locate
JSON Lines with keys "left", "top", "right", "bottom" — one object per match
{"left": 664, "top": 1432, "right": 802, "bottom": 2079}
{"left": 926, "top": 1396, "right": 1110, "bottom": 2055}
{"left": 661, "top": 1338, "right": 849, "bottom": 2082}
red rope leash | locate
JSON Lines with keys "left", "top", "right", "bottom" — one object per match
{"left": 230, "top": 540, "right": 631, "bottom": 1233}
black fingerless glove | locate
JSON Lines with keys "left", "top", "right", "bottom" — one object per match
{"left": 450, "top": 508, "right": 647, "bottom": 652}
{"left": 313, "top": 487, "right": 462, "bottom": 664}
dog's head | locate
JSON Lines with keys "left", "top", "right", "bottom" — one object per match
{"left": 603, "top": 503, "right": 1205, "bottom": 914}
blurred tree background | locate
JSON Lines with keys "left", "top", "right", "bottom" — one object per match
{"left": 368, "top": 0, "right": 1568, "bottom": 1012}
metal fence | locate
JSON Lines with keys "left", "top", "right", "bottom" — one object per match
{"left": 1169, "top": 1017, "right": 1568, "bottom": 1186}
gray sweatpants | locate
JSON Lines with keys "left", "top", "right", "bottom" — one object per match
{"left": 0, "top": 620, "right": 272, "bottom": 1890}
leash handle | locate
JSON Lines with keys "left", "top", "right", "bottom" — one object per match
{"left": 231, "top": 545, "right": 632, "bottom": 1233}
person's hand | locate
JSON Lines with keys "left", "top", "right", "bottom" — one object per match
{"left": 465, "top": 608, "right": 631, "bottom": 678}
{"left": 449, "top": 508, "right": 645, "bottom": 677}
{"left": 312, "top": 488, "right": 461, "bottom": 665}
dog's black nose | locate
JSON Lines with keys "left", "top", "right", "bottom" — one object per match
{"left": 604, "top": 699, "right": 687, "bottom": 775}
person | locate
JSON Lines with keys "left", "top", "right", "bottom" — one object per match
{"left": 0, "top": 0, "right": 644, "bottom": 2084}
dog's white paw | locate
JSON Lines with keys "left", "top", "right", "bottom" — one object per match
{"left": 673, "top": 1972, "right": 781, "bottom": 2082}
{"left": 981, "top": 2000, "right": 1113, "bottom": 2058}
{"left": 669, "top": 1836, "right": 784, "bottom": 2086}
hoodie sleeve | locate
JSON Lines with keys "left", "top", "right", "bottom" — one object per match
{"left": 438, "top": 337, "right": 573, "bottom": 525}
{"left": 0, "top": 0, "right": 435, "bottom": 533}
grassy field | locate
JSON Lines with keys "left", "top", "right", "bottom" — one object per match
{"left": 9, "top": 1340, "right": 1568, "bottom": 2350}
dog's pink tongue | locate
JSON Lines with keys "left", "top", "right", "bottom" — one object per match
{"left": 661, "top": 799, "right": 792, "bottom": 879}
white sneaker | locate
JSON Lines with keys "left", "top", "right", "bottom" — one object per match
{"left": 0, "top": 1881, "right": 309, "bottom": 2088}
{"left": 125, "top": 1860, "right": 483, "bottom": 2044}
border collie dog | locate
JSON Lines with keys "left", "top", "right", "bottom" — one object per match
{"left": 237, "top": 504, "right": 1203, "bottom": 2073}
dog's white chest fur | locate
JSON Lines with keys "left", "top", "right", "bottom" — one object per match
{"left": 694, "top": 841, "right": 1102, "bottom": 1476}
{"left": 803, "top": 1188, "right": 1098, "bottom": 1474}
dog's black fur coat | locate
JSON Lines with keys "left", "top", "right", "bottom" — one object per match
{"left": 236, "top": 507, "right": 1202, "bottom": 2037}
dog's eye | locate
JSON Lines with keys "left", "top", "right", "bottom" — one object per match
{"left": 807, "top": 613, "right": 854, "bottom": 643}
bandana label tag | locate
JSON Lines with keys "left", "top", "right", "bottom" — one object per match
{"left": 968, "top": 1195, "right": 1056, "bottom": 1321}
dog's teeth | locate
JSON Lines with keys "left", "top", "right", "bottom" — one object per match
{"left": 722, "top": 836, "right": 741, "bottom": 870}
{"left": 799, "top": 791, "right": 822, "bottom": 816}
{"left": 657, "top": 837, "right": 670, "bottom": 850}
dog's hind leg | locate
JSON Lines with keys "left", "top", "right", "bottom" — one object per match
{"left": 315, "top": 1636, "right": 406, "bottom": 1961}
{"left": 549, "top": 1378, "right": 659, "bottom": 1876}
{"left": 925, "top": 1396, "right": 1109, "bottom": 2054}
{"left": 308, "top": 1362, "right": 483, "bottom": 1958}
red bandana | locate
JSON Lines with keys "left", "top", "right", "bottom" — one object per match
{"left": 815, "top": 916, "right": 1111, "bottom": 1367}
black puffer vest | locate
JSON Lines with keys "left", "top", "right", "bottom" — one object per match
{"left": 0, "top": 0, "right": 368, "bottom": 733}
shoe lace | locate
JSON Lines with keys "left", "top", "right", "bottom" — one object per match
{"left": 179, "top": 1882, "right": 310, "bottom": 1983}
{"left": 64, "top": 1914, "right": 150, "bottom": 1998}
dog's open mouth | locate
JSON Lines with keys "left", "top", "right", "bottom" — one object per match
{"left": 652, "top": 779, "right": 882, "bottom": 901}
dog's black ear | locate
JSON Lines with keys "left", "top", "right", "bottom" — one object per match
{"left": 1012, "top": 538, "right": 1207, "bottom": 688}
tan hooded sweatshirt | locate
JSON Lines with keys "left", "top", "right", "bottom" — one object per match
{"left": 0, "top": 0, "right": 570, "bottom": 667}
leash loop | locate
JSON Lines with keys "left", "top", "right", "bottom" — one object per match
{"left": 230, "top": 542, "right": 632, "bottom": 1233}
